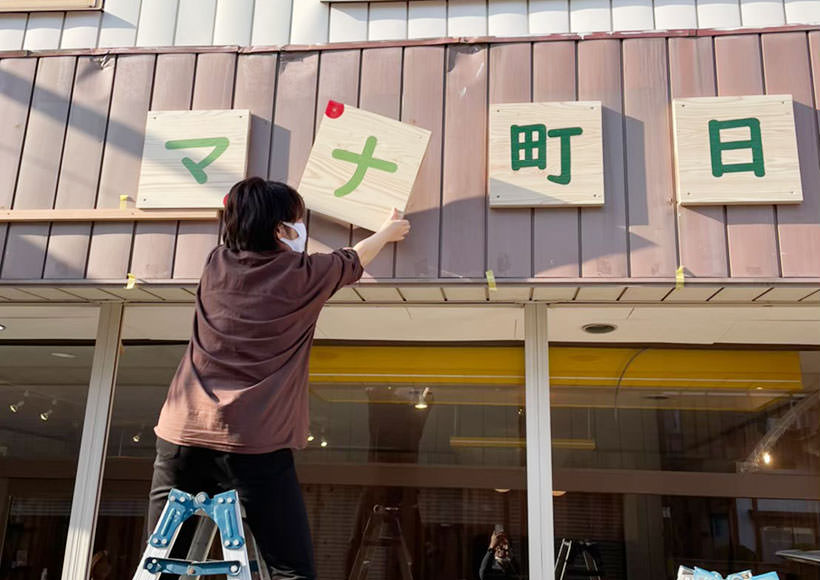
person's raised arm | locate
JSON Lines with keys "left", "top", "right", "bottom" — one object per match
{"left": 352, "top": 209, "right": 410, "bottom": 267}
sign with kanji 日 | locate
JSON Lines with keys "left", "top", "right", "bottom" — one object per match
{"left": 488, "top": 101, "right": 604, "bottom": 207}
{"left": 299, "top": 101, "right": 431, "bottom": 231}
{"left": 673, "top": 95, "right": 803, "bottom": 205}
{"left": 137, "top": 110, "right": 250, "bottom": 208}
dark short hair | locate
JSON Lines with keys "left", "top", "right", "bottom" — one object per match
{"left": 221, "top": 177, "right": 305, "bottom": 252}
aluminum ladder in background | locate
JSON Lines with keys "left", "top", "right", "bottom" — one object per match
{"left": 555, "top": 538, "right": 604, "bottom": 580}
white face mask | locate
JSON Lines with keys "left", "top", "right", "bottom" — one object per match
{"left": 279, "top": 221, "right": 307, "bottom": 253}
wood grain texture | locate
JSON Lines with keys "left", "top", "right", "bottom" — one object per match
{"left": 136, "top": 0, "right": 179, "bottom": 47}
{"left": 87, "top": 54, "right": 155, "bottom": 279}
{"left": 396, "top": 45, "right": 444, "bottom": 278}
{"left": 131, "top": 53, "right": 194, "bottom": 280}
{"left": 0, "top": 58, "right": 36, "bottom": 210}
{"left": 533, "top": 41, "right": 579, "bottom": 278}
{"left": 368, "top": 2, "right": 408, "bottom": 41}
{"left": 0, "top": 14, "right": 28, "bottom": 50}
{"left": 174, "top": 0, "right": 217, "bottom": 46}
{"left": 234, "top": 53, "right": 277, "bottom": 177}
{"left": 98, "top": 0, "right": 141, "bottom": 48}
{"left": 213, "top": 0, "right": 254, "bottom": 46}
{"left": 23, "top": 11, "right": 63, "bottom": 50}
{"left": 251, "top": 0, "right": 292, "bottom": 46}
{"left": 668, "top": 36, "right": 727, "bottom": 278}
{"left": 577, "top": 40, "right": 628, "bottom": 278}
{"left": 174, "top": 52, "right": 235, "bottom": 279}
{"left": 623, "top": 38, "right": 677, "bottom": 277}
{"left": 715, "top": 35, "right": 779, "bottom": 277}
{"left": 488, "top": 0, "right": 529, "bottom": 36}
{"left": 308, "top": 49, "right": 356, "bottom": 255}
{"left": 487, "top": 43, "right": 531, "bottom": 278}
{"left": 763, "top": 32, "right": 820, "bottom": 277}
{"left": 329, "top": 2, "right": 368, "bottom": 43}
{"left": 408, "top": 0, "right": 446, "bottom": 39}
{"left": 353, "top": 47, "right": 404, "bottom": 278}
{"left": 440, "top": 45, "right": 487, "bottom": 278}
{"left": 60, "top": 11, "right": 101, "bottom": 49}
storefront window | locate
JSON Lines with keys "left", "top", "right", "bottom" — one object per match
{"left": 94, "top": 341, "right": 529, "bottom": 580}
{"left": 550, "top": 347, "right": 820, "bottom": 579}
{"left": 0, "top": 341, "right": 96, "bottom": 580}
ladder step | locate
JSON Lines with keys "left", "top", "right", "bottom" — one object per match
{"left": 143, "top": 557, "right": 244, "bottom": 577}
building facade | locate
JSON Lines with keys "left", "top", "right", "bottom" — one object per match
{"left": 0, "top": 1, "right": 819, "bottom": 579}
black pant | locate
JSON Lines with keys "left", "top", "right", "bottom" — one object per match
{"left": 148, "top": 438, "right": 316, "bottom": 580}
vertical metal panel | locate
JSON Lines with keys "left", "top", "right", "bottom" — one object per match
{"left": 715, "top": 35, "right": 780, "bottom": 277}
{"left": 329, "top": 2, "right": 368, "bottom": 42}
{"left": 251, "top": 0, "right": 293, "bottom": 46}
{"left": 668, "top": 37, "right": 728, "bottom": 277}
{"left": 368, "top": 2, "right": 408, "bottom": 41}
{"left": 353, "top": 47, "right": 402, "bottom": 278}
{"left": 532, "top": 41, "right": 580, "bottom": 278}
{"left": 741, "top": 0, "right": 786, "bottom": 25}
{"left": 290, "top": 0, "right": 329, "bottom": 45}
{"left": 570, "top": 0, "right": 612, "bottom": 32}
{"left": 98, "top": 0, "right": 142, "bottom": 48}
{"left": 3, "top": 56, "right": 74, "bottom": 280}
{"left": 488, "top": 43, "right": 532, "bottom": 278}
{"left": 173, "top": 52, "right": 235, "bottom": 279}
{"left": 0, "top": 14, "right": 28, "bottom": 51}
{"left": 307, "top": 50, "right": 356, "bottom": 254}
{"left": 623, "top": 38, "right": 677, "bottom": 277}
{"left": 447, "top": 0, "right": 488, "bottom": 37}
{"left": 577, "top": 40, "right": 629, "bottom": 277}
{"left": 653, "top": 0, "right": 697, "bottom": 30}
{"left": 0, "top": 58, "right": 36, "bottom": 210}
{"left": 529, "top": 0, "right": 570, "bottom": 33}
{"left": 131, "top": 53, "right": 194, "bottom": 280}
{"left": 213, "top": 0, "right": 254, "bottom": 46}
{"left": 136, "top": 0, "right": 179, "bottom": 47}
{"left": 488, "top": 0, "right": 529, "bottom": 36}
{"left": 87, "top": 54, "right": 155, "bottom": 279}
{"left": 23, "top": 11, "right": 63, "bottom": 50}
{"left": 45, "top": 56, "right": 115, "bottom": 279}
{"left": 174, "top": 0, "right": 216, "bottom": 46}
{"left": 697, "top": 0, "right": 741, "bottom": 28}
{"left": 611, "top": 0, "right": 654, "bottom": 31}
{"left": 396, "top": 45, "right": 444, "bottom": 278}
{"left": 440, "top": 45, "right": 487, "bottom": 278}
{"left": 235, "top": 53, "right": 278, "bottom": 177}
{"left": 762, "top": 32, "right": 820, "bottom": 277}
{"left": 407, "top": 0, "right": 446, "bottom": 39}
{"left": 60, "top": 11, "right": 101, "bottom": 49}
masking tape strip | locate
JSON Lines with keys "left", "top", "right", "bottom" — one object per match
{"left": 485, "top": 270, "right": 497, "bottom": 292}
{"left": 119, "top": 195, "right": 128, "bottom": 209}
{"left": 675, "top": 266, "right": 685, "bottom": 290}
{"left": 125, "top": 273, "right": 136, "bottom": 290}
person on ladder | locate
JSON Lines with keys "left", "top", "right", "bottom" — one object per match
{"left": 149, "top": 177, "right": 410, "bottom": 579}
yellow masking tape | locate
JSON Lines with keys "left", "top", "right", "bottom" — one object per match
{"left": 119, "top": 195, "right": 128, "bottom": 209}
{"left": 125, "top": 273, "right": 136, "bottom": 290}
{"left": 675, "top": 266, "right": 685, "bottom": 289}
{"left": 485, "top": 270, "right": 497, "bottom": 292}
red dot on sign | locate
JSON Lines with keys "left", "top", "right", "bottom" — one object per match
{"left": 223, "top": 194, "right": 229, "bottom": 207}
{"left": 326, "top": 100, "right": 345, "bottom": 119}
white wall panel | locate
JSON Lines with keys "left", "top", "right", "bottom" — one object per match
{"left": 213, "top": 0, "right": 254, "bottom": 45}
{"left": 251, "top": 0, "right": 292, "bottom": 45}
{"left": 136, "top": 0, "right": 178, "bottom": 47}
{"left": 448, "top": 0, "right": 488, "bottom": 37}
{"left": 0, "top": 14, "right": 27, "bottom": 50}
{"left": 570, "top": 0, "right": 611, "bottom": 32}
{"left": 488, "top": 0, "right": 529, "bottom": 36}
{"left": 329, "top": 2, "right": 368, "bottom": 42}
{"left": 785, "top": 0, "right": 820, "bottom": 22}
{"left": 612, "top": 0, "right": 654, "bottom": 30}
{"left": 23, "top": 12, "right": 63, "bottom": 50}
{"left": 98, "top": 0, "right": 141, "bottom": 48}
{"left": 529, "top": 0, "right": 570, "bottom": 33}
{"left": 408, "top": 0, "right": 447, "bottom": 38}
{"left": 741, "top": 0, "right": 786, "bottom": 25}
{"left": 175, "top": 0, "right": 216, "bottom": 45}
{"left": 60, "top": 11, "right": 100, "bottom": 49}
{"left": 369, "top": 1, "right": 408, "bottom": 40}
{"left": 290, "top": 0, "right": 329, "bottom": 44}
{"left": 654, "top": 0, "right": 698, "bottom": 29}
{"left": 697, "top": 0, "right": 741, "bottom": 28}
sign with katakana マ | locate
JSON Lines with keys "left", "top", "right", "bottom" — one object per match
{"left": 298, "top": 101, "right": 431, "bottom": 231}
{"left": 488, "top": 101, "right": 604, "bottom": 207}
{"left": 137, "top": 110, "right": 250, "bottom": 208}
{"left": 673, "top": 95, "right": 803, "bottom": 205}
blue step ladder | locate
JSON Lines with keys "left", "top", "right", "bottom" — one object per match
{"left": 133, "top": 489, "right": 268, "bottom": 580}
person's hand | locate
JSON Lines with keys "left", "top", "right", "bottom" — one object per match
{"left": 378, "top": 208, "right": 410, "bottom": 242}
{"left": 490, "top": 531, "right": 500, "bottom": 549}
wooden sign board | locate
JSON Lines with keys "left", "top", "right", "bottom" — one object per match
{"left": 488, "top": 101, "right": 604, "bottom": 207}
{"left": 298, "top": 101, "right": 431, "bottom": 232}
{"left": 137, "top": 110, "right": 250, "bottom": 209}
{"left": 673, "top": 95, "right": 803, "bottom": 205}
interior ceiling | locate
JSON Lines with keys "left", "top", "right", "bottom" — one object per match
{"left": 0, "top": 302, "right": 817, "bottom": 346}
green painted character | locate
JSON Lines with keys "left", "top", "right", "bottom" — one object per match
{"left": 510, "top": 124, "right": 583, "bottom": 184}
{"left": 332, "top": 136, "right": 398, "bottom": 197}
{"left": 165, "top": 137, "right": 230, "bottom": 185}
{"left": 708, "top": 118, "right": 765, "bottom": 178}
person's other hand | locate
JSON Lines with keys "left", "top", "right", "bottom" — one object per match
{"left": 378, "top": 208, "right": 411, "bottom": 242}
{"left": 490, "top": 531, "right": 500, "bottom": 549}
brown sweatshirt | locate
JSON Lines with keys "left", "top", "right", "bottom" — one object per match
{"left": 154, "top": 245, "right": 363, "bottom": 454}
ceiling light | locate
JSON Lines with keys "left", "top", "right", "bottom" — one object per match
{"left": 494, "top": 489, "right": 511, "bottom": 494}
{"left": 131, "top": 432, "right": 142, "bottom": 443}
{"left": 582, "top": 323, "right": 617, "bottom": 334}
{"left": 414, "top": 387, "right": 431, "bottom": 410}
{"left": 0, "top": 323, "right": 5, "bottom": 331}
{"left": 39, "top": 409, "right": 53, "bottom": 422}
{"left": 9, "top": 400, "right": 24, "bottom": 413}
{"left": 307, "top": 433, "right": 315, "bottom": 443}
{"left": 50, "top": 352, "right": 76, "bottom": 359}
{"left": 552, "top": 490, "right": 567, "bottom": 497}
{"left": 762, "top": 451, "right": 772, "bottom": 465}
{"left": 320, "top": 438, "right": 328, "bottom": 448}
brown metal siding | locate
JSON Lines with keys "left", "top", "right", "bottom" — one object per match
{"left": 1, "top": 32, "right": 819, "bottom": 283}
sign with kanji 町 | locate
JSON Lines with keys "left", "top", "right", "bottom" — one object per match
{"left": 673, "top": 95, "right": 803, "bottom": 205}
{"left": 489, "top": 101, "right": 604, "bottom": 207}
{"left": 299, "top": 101, "right": 431, "bottom": 231}
{"left": 137, "top": 110, "right": 250, "bottom": 208}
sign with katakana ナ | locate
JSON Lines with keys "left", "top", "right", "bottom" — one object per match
{"left": 673, "top": 95, "right": 803, "bottom": 205}
{"left": 298, "top": 101, "right": 431, "bottom": 232}
{"left": 137, "top": 109, "right": 250, "bottom": 208}
{"left": 488, "top": 101, "right": 604, "bottom": 207}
